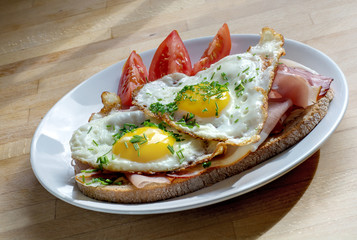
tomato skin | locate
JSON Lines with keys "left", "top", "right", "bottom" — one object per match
{"left": 149, "top": 30, "right": 192, "bottom": 82}
{"left": 192, "top": 23, "right": 231, "bottom": 75}
{"left": 118, "top": 51, "right": 148, "bottom": 108}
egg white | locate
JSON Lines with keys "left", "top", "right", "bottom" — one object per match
{"left": 70, "top": 110, "right": 223, "bottom": 172}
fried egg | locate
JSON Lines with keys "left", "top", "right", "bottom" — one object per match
{"left": 70, "top": 110, "right": 224, "bottom": 172}
{"left": 133, "top": 27, "right": 285, "bottom": 145}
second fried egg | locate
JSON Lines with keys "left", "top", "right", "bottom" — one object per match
{"left": 70, "top": 110, "right": 223, "bottom": 172}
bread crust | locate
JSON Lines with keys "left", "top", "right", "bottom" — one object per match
{"left": 74, "top": 89, "right": 334, "bottom": 203}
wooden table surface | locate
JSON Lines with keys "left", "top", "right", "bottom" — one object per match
{"left": 1, "top": 0, "right": 356, "bottom": 239}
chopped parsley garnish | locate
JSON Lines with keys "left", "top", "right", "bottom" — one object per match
{"left": 176, "top": 81, "right": 229, "bottom": 101}
{"left": 176, "top": 149, "right": 185, "bottom": 163}
{"left": 177, "top": 112, "right": 199, "bottom": 128}
{"left": 205, "top": 81, "right": 229, "bottom": 97}
{"left": 202, "top": 161, "right": 211, "bottom": 168}
{"left": 170, "top": 132, "right": 185, "bottom": 142}
{"left": 149, "top": 102, "right": 178, "bottom": 115}
{"left": 210, "top": 71, "right": 216, "bottom": 80}
{"left": 114, "top": 181, "right": 123, "bottom": 185}
{"left": 242, "top": 66, "right": 250, "bottom": 73}
{"left": 130, "top": 134, "right": 148, "bottom": 145}
{"left": 112, "top": 123, "right": 138, "bottom": 142}
{"left": 86, "top": 177, "right": 112, "bottom": 185}
{"left": 81, "top": 169, "right": 98, "bottom": 173}
{"left": 87, "top": 126, "right": 92, "bottom": 134}
{"left": 132, "top": 143, "right": 140, "bottom": 156}
{"left": 96, "top": 155, "right": 109, "bottom": 170}
{"left": 174, "top": 85, "right": 195, "bottom": 102}
{"left": 167, "top": 144, "right": 175, "bottom": 154}
{"left": 127, "top": 134, "right": 149, "bottom": 157}
{"left": 142, "top": 120, "right": 184, "bottom": 142}
{"left": 107, "top": 125, "right": 115, "bottom": 131}
{"left": 221, "top": 72, "right": 228, "bottom": 81}
{"left": 141, "top": 119, "right": 157, "bottom": 128}
{"left": 235, "top": 83, "right": 245, "bottom": 97}
{"left": 85, "top": 177, "right": 123, "bottom": 186}
{"left": 248, "top": 76, "right": 255, "bottom": 82}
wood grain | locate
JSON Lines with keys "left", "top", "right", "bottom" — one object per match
{"left": 0, "top": 0, "right": 356, "bottom": 239}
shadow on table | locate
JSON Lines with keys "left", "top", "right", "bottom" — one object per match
{"left": 185, "top": 150, "right": 321, "bottom": 239}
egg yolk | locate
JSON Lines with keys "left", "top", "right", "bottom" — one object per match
{"left": 177, "top": 82, "right": 230, "bottom": 118}
{"left": 112, "top": 127, "right": 175, "bottom": 163}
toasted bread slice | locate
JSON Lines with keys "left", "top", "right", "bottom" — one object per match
{"left": 73, "top": 89, "right": 333, "bottom": 203}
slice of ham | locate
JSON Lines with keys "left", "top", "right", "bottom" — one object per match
{"left": 270, "top": 64, "right": 322, "bottom": 108}
{"left": 125, "top": 173, "right": 171, "bottom": 189}
{"left": 277, "top": 62, "right": 333, "bottom": 96}
{"left": 252, "top": 98, "right": 293, "bottom": 150}
{"left": 167, "top": 165, "right": 206, "bottom": 178}
{"left": 167, "top": 144, "right": 253, "bottom": 178}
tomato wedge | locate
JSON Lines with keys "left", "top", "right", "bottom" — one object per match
{"left": 192, "top": 23, "right": 231, "bottom": 75}
{"left": 118, "top": 50, "right": 148, "bottom": 109}
{"left": 148, "top": 30, "right": 192, "bottom": 82}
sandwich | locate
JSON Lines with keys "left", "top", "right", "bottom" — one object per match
{"left": 69, "top": 26, "right": 333, "bottom": 203}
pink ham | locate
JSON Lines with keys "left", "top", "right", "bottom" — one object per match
{"left": 252, "top": 98, "right": 293, "bottom": 150}
{"left": 125, "top": 173, "right": 171, "bottom": 188}
{"left": 278, "top": 63, "right": 333, "bottom": 96}
{"left": 270, "top": 63, "right": 333, "bottom": 108}
{"left": 166, "top": 165, "right": 206, "bottom": 178}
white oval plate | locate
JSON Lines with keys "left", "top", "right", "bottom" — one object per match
{"left": 30, "top": 34, "right": 348, "bottom": 215}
